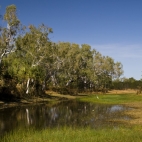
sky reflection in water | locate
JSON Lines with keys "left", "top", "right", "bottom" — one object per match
{"left": 0, "top": 101, "right": 130, "bottom": 138}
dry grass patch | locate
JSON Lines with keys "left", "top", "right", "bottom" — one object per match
{"left": 124, "top": 102, "right": 142, "bottom": 125}
{"left": 45, "top": 90, "right": 76, "bottom": 99}
{"left": 108, "top": 89, "right": 136, "bottom": 94}
{"left": 110, "top": 102, "right": 142, "bottom": 125}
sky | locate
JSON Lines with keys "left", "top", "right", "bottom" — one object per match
{"left": 0, "top": 0, "right": 142, "bottom": 80}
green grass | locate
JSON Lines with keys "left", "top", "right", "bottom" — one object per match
{"left": 77, "top": 93, "right": 142, "bottom": 104}
{"left": 1, "top": 126, "right": 142, "bottom": 142}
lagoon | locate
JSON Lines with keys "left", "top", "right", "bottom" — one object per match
{"left": 0, "top": 100, "right": 130, "bottom": 139}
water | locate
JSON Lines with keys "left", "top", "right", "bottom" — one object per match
{"left": 0, "top": 100, "right": 130, "bottom": 138}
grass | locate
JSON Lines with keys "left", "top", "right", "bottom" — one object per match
{"left": 77, "top": 93, "right": 142, "bottom": 104}
{"left": 1, "top": 126, "right": 142, "bottom": 142}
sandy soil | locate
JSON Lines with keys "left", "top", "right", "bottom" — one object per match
{"left": 45, "top": 90, "right": 77, "bottom": 99}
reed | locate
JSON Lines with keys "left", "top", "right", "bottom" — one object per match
{"left": 1, "top": 126, "right": 142, "bottom": 142}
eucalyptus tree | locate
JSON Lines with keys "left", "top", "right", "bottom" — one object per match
{"left": 113, "top": 62, "right": 123, "bottom": 79}
{"left": 59, "top": 43, "right": 83, "bottom": 94}
{"left": 44, "top": 42, "right": 95, "bottom": 93}
{"left": 45, "top": 42, "right": 123, "bottom": 94}
{"left": 0, "top": 5, "right": 20, "bottom": 64}
{"left": 92, "top": 51, "right": 123, "bottom": 92}
{"left": 6, "top": 24, "right": 53, "bottom": 95}
{"left": 41, "top": 42, "right": 71, "bottom": 90}
{"left": 92, "top": 51, "right": 104, "bottom": 90}
{"left": 52, "top": 43, "right": 94, "bottom": 93}
{"left": 0, "top": 4, "right": 124, "bottom": 97}
{"left": 0, "top": 4, "right": 22, "bottom": 96}
{"left": 65, "top": 43, "right": 80, "bottom": 88}
{"left": 53, "top": 42, "right": 71, "bottom": 87}
{"left": 45, "top": 42, "right": 80, "bottom": 93}
{"left": 75, "top": 44, "right": 94, "bottom": 91}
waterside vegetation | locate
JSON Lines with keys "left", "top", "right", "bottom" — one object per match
{"left": 1, "top": 126, "right": 142, "bottom": 142}
{"left": 78, "top": 91, "right": 142, "bottom": 104}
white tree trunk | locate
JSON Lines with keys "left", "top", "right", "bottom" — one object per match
{"left": 26, "top": 108, "right": 30, "bottom": 125}
{"left": 26, "top": 78, "right": 30, "bottom": 94}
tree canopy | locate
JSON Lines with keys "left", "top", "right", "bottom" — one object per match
{"left": 0, "top": 5, "right": 124, "bottom": 99}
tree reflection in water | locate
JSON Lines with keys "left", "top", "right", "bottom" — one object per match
{"left": 0, "top": 101, "right": 130, "bottom": 138}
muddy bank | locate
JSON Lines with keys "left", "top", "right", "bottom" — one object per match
{"left": 0, "top": 91, "right": 77, "bottom": 109}
{"left": 109, "top": 102, "right": 142, "bottom": 126}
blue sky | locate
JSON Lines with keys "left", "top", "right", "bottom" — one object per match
{"left": 1, "top": 0, "right": 142, "bottom": 80}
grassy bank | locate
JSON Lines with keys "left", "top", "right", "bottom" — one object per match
{"left": 1, "top": 126, "right": 142, "bottom": 142}
{"left": 77, "top": 91, "right": 142, "bottom": 125}
{"left": 0, "top": 89, "right": 137, "bottom": 105}
{"left": 77, "top": 93, "right": 142, "bottom": 104}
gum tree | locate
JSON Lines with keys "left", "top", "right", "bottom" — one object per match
{"left": 0, "top": 5, "right": 21, "bottom": 97}
{"left": 0, "top": 5, "right": 20, "bottom": 63}
{"left": 11, "top": 24, "right": 53, "bottom": 95}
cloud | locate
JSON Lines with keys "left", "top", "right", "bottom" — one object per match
{"left": 91, "top": 43, "right": 142, "bottom": 80}
{"left": 92, "top": 44, "right": 142, "bottom": 59}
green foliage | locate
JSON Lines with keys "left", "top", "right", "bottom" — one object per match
{"left": 0, "top": 4, "right": 124, "bottom": 99}
{"left": 4, "top": 5, "right": 20, "bottom": 27}
{"left": 112, "top": 77, "right": 142, "bottom": 90}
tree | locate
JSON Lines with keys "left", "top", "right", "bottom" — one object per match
{"left": 0, "top": 5, "right": 21, "bottom": 98}
{"left": 0, "top": 5, "right": 20, "bottom": 63}
{"left": 8, "top": 24, "right": 53, "bottom": 95}
{"left": 0, "top": 4, "right": 124, "bottom": 99}
{"left": 92, "top": 51, "right": 123, "bottom": 92}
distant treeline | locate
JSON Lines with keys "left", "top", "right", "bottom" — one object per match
{"left": 112, "top": 77, "right": 142, "bottom": 90}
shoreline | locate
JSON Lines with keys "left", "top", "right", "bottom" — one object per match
{"left": 0, "top": 90, "right": 142, "bottom": 126}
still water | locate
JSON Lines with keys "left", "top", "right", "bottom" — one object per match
{"left": 0, "top": 100, "right": 130, "bottom": 138}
